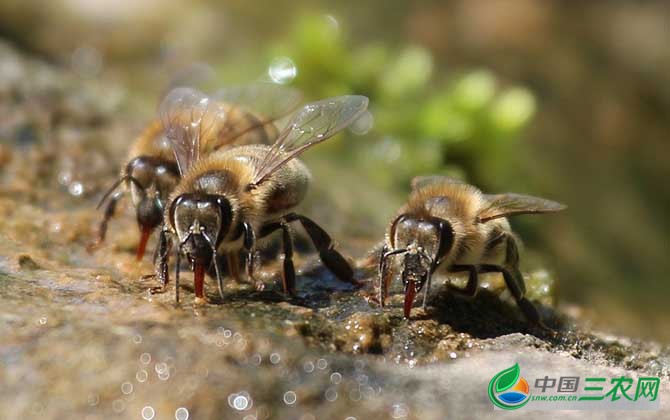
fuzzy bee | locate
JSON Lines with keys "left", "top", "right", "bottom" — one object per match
{"left": 150, "top": 88, "right": 369, "bottom": 302}
{"left": 88, "top": 84, "right": 301, "bottom": 260}
{"left": 377, "top": 175, "right": 566, "bottom": 326}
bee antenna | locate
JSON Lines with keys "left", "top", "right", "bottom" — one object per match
{"left": 383, "top": 248, "right": 408, "bottom": 260}
{"left": 379, "top": 248, "right": 408, "bottom": 275}
{"left": 202, "top": 232, "right": 225, "bottom": 300}
{"left": 418, "top": 250, "right": 434, "bottom": 267}
{"left": 174, "top": 231, "right": 194, "bottom": 304}
{"left": 96, "top": 175, "right": 144, "bottom": 209}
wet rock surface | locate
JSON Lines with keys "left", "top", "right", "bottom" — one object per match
{"left": 1, "top": 41, "right": 668, "bottom": 419}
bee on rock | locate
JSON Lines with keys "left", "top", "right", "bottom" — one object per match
{"left": 151, "top": 88, "right": 369, "bottom": 302}
{"left": 377, "top": 175, "right": 566, "bottom": 327}
{"left": 88, "top": 84, "right": 301, "bottom": 260}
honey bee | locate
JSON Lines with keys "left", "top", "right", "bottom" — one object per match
{"left": 377, "top": 175, "right": 566, "bottom": 326}
{"left": 88, "top": 84, "right": 302, "bottom": 260}
{"left": 151, "top": 89, "right": 369, "bottom": 302}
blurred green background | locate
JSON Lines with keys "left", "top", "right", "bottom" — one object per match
{"left": 1, "top": 0, "right": 668, "bottom": 340}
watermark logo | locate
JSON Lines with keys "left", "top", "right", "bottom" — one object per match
{"left": 488, "top": 363, "right": 531, "bottom": 410}
{"left": 488, "top": 363, "right": 661, "bottom": 411}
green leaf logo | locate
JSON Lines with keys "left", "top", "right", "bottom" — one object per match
{"left": 488, "top": 363, "right": 530, "bottom": 410}
{"left": 495, "top": 363, "right": 520, "bottom": 393}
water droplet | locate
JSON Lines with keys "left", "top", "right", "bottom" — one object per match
{"left": 391, "top": 403, "right": 409, "bottom": 419}
{"left": 303, "top": 361, "right": 315, "bottom": 373}
{"left": 121, "top": 382, "right": 133, "bottom": 395}
{"left": 38, "top": 316, "right": 47, "bottom": 325}
{"left": 373, "top": 138, "right": 402, "bottom": 163}
{"left": 324, "top": 14, "right": 340, "bottom": 32}
{"left": 449, "top": 352, "right": 458, "bottom": 359}
{"left": 68, "top": 182, "right": 84, "bottom": 196}
{"left": 132, "top": 334, "right": 142, "bottom": 344}
{"left": 141, "top": 406, "right": 155, "bottom": 420}
{"left": 112, "top": 399, "right": 125, "bottom": 413}
{"left": 350, "top": 110, "right": 374, "bottom": 135}
{"left": 283, "top": 390, "right": 297, "bottom": 405}
{"left": 140, "top": 353, "right": 151, "bottom": 365}
{"left": 228, "top": 392, "right": 252, "bottom": 411}
{"left": 87, "top": 393, "right": 99, "bottom": 406}
{"left": 158, "top": 370, "right": 170, "bottom": 381}
{"left": 361, "top": 385, "right": 375, "bottom": 400}
{"left": 325, "top": 387, "right": 338, "bottom": 402}
{"left": 58, "top": 171, "right": 72, "bottom": 186}
{"left": 269, "top": 353, "right": 281, "bottom": 364}
{"left": 233, "top": 395, "right": 249, "bottom": 411}
{"left": 50, "top": 222, "right": 62, "bottom": 233}
{"left": 316, "top": 358, "right": 328, "bottom": 370}
{"left": 175, "top": 407, "right": 189, "bottom": 420}
{"left": 356, "top": 374, "right": 368, "bottom": 385}
{"left": 268, "top": 57, "right": 297, "bottom": 84}
{"left": 136, "top": 370, "right": 148, "bottom": 383}
{"left": 330, "top": 372, "right": 342, "bottom": 384}
{"left": 155, "top": 362, "right": 168, "bottom": 374}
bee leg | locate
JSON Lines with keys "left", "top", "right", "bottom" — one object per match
{"left": 279, "top": 222, "right": 296, "bottom": 295}
{"left": 241, "top": 221, "right": 263, "bottom": 290}
{"left": 87, "top": 192, "right": 122, "bottom": 253}
{"left": 421, "top": 274, "right": 434, "bottom": 309}
{"left": 284, "top": 213, "right": 360, "bottom": 287}
{"left": 479, "top": 263, "right": 549, "bottom": 331}
{"left": 226, "top": 252, "right": 242, "bottom": 284}
{"left": 377, "top": 244, "right": 398, "bottom": 307}
{"left": 445, "top": 265, "right": 479, "bottom": 297}
{"left": 150, "top": 228, "right": 172, "bottom": 295}
{"left": 258, "top": 221, "right": 297, "bottom": 295}
{"left": 502, "top": 235, "right": 551, "bottom": 331}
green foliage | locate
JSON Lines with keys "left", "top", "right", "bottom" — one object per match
{"left": 265, "top": 14, "right": 537, "bottom": 191}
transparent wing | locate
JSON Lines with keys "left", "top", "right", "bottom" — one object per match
{"left": 164, "top": 62, "right": 217, "bottom": 97}
{"left": 210, "top": 83, "right": 303, "bottom": 147}
{"left": 158, "top": 87, "right": 226, "bottom": 175}
{"left": 478, "top": 193, "right": 567, "bottom": 223}
{"left": 411, "top": 175, "right": 467, "bottom": 190}
{"left": 251, "top": 95, "right": 369, "bottom": 186}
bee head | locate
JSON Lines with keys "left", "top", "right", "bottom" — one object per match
{"left": 126, "top": 156, "right": 179, "bottom": 232}
{"left": 169, "top": 193, "right": 233, "bottom": 265}
{"left": 386, "top": 214, "right": 455, "bottom": 318}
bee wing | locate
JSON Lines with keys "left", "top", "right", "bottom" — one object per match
{"left": 159, "top": 87, "right": 226, "bottom": 175}
{"left": 210, "top": 83, "right": 303, "bottom": 146}
{"left": 163, "top": 62, "right": 217, "bottom": 97}
{"left": 478, "top": 193, "right": 567, "bottom": 223}
{"left": 251, "top": 95, "right": 369, "bottom": 186}
{"left": 411, "top": 175, "right": 467, "bottom": 190}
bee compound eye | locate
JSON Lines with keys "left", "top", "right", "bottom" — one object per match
{"left": 128, "top": 157, "right": 155, "bottom": 188}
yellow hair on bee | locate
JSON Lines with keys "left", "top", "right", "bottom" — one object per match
{"left": 407, "top": 182, "right": 484, "bottom": 221}
{"left": 126, "top": 120, "right": 174, "bottom": 163}
{"left": 168, "top": 150, "right": 274, "bottom": 231}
